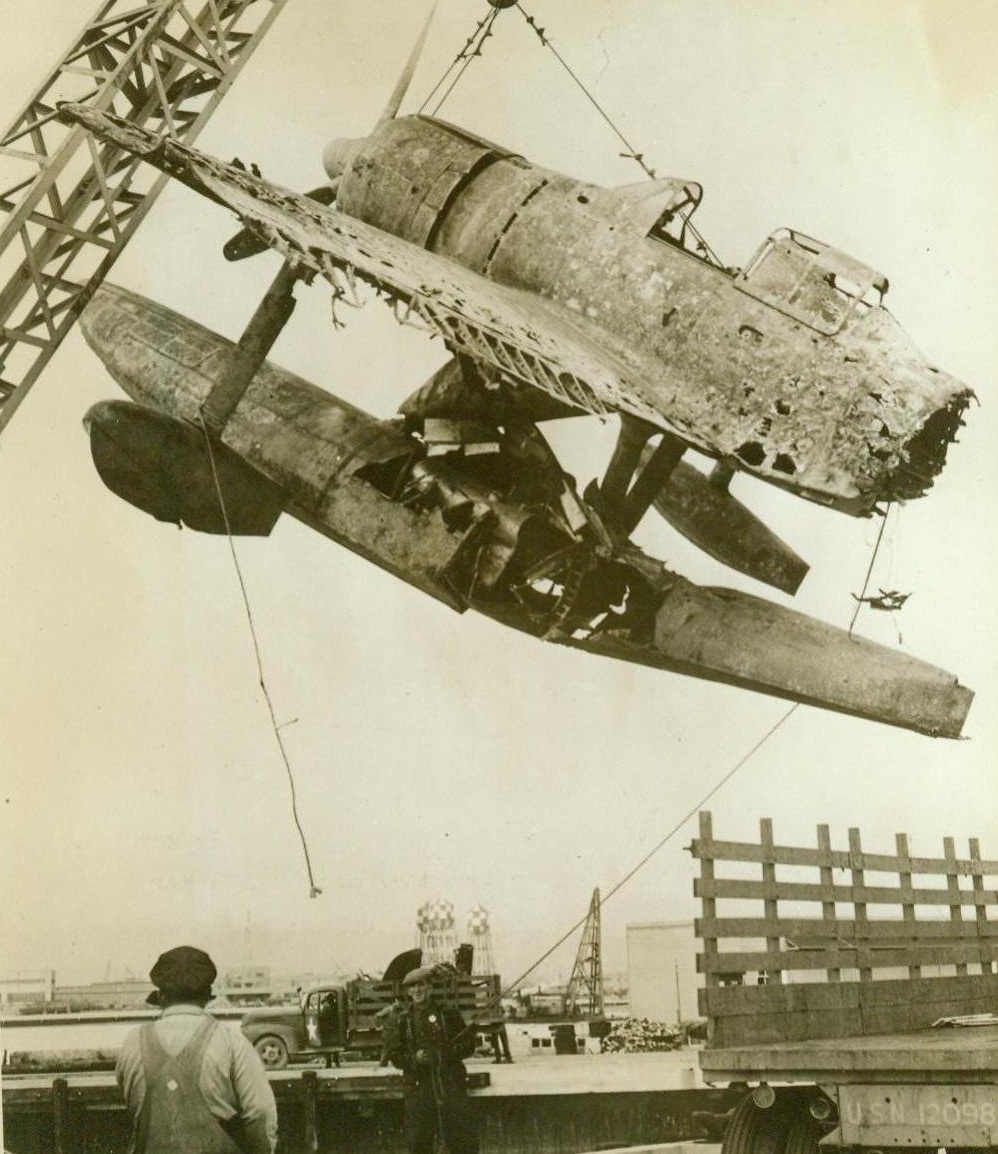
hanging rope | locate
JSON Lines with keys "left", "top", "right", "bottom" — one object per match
{"left": 848, "top": 501, "right": 893, "bottom": 636}
{"left": 197, "top": 415, "right": 323, "bottom": 899}
{"left": 418, "top": 6, "right": 500, "bottom": 118}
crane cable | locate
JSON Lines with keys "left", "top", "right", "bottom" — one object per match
{"left": 462, "top": 701, "right": 800, "bottom": 1033}
{"left": 510, "top": 2, "right": 724, "bottom": 269}
{"left": 198, "top": 415, "right": 323, "bottom": 899}
{"left": 514, "top": 3, "right": 656, "bottom": 180}
{"left": 419, "top": 2, "right": 724, "bottom": 269}
{"left": 418, "top": 6, "right": 500, "bottom": 119}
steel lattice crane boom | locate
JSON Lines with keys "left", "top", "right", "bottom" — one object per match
{"left": 0, "top": 0, "right": 290, "bottom": 433}
{"left": 567, "top": 888, "right": 604, "bottom": 1019}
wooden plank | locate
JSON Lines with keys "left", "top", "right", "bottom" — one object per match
{"left": 701, "top": 974, "right": 998, "bottom": 1046}
{"left": 760, "top": 818, "right": 783, "bottom": 986}
{"left": 698, "top": 812, "right": 721, "bottom": 1002}
{"left": 860, "top": 976, "right": 998, "bottom": 1035}
{"left": 694, "top": 876, "right": 998, "bottom": 906}
{"left": 818, "top": 824, "right": 841, "bottom": 982}
{"left": 693, "top": 916, "right": 998, "bottom": 942}
{"left": 701, "top": 978, "right": 860, "bottom": 1016}
{"left": 689, "top": 836, "right": 998, "bottom": 876}
{"left": 301, "top": 1070, "right": 319, "bottom": 1153}
{"left": 710, "top": 1006, "right": 861, "bottom": 1048}
{"left": 701, "top": 981, "right": 863, "bottom": 1048}
{"left": 52, "top": 1077, "right": 70, "bottom": 1154}
{"left": 857, "top": 973, "right": 998, "bottom": 1011}
{"left": 970, "top": 837, "right": 995, "bottom": 976}
{"left": 699, "top": 1025, "right": 998, "bottom": 1081}
{"left": 849, "top": 827, "right": 872, "bottom": 981}
{"left": 697, "top": 940, "right": 998, "bottom": 974}
{"left": 944, "top": 836, "right": 969, "bottom": 977}
{"left": 897, "top": 832, "right": 921, "bottom": 979}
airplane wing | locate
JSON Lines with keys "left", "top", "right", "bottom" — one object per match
{"left": 57, "top": 104, "right": 691, "bottom": 439}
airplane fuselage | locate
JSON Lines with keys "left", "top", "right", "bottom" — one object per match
{"left": 331, "top": 116, "right": 971, "bottom": 514}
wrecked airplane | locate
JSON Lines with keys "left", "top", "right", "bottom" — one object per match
{"left": 56, "top": 10, "right": 974, "bottom": 739}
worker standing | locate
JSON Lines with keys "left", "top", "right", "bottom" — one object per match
{"left": 116, "top": 945, "right": 278, "bottom": 1154}
{"left": 382, "top": 965, "right": 479, "bottom": 1154}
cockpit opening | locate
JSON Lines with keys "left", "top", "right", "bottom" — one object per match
{"left": 647, "top": 183, "right": 703, "bottom": 250}
{"left": 735, "top": 228, "right": 889, "bottom": 335}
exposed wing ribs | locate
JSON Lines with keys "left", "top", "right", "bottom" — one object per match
{"left": 58, "top": 104, "right": 665, "bottom": 428}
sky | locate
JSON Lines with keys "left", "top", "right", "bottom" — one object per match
{"left": 1, "top": 0, "right": 996, "bottom": 990}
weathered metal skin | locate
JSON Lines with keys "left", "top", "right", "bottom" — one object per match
{"left": 336, "top": 116, "right": 972, "bottom": 512}
{"left": 647, "top": 456, "right": 808, "bottom": 595}
{"left": 79, "top": 284, "right": 973, "bottom": 738}
{"left": 59, "top": 103, "right": 972, "bottom": 526}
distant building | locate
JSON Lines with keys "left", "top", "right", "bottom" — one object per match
{"left": 626, "top": 921, "right": 698, "bottom": 1024}
{"left": 219, "top": 967, "right": 273, "bottom": 1005}
{"left": 0, "top": 970, "right": 55, "bottom": 1008}
{"left": 53, "top": 979, "right": 153, "bottom": 1009}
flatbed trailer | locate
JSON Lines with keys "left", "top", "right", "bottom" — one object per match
{"left": 690, "top": 811, "right": 998, "bottom": 1153}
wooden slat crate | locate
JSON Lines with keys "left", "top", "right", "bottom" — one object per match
{"left": 345, "top": 973, "right": 504, "bottom": 1032}
{"left": 691, "top": 811, "right": 998, "bottom": 1047}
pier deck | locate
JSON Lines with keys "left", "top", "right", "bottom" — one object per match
{"left": 2, "top": 1052, "right": 735, "bottom": 1154}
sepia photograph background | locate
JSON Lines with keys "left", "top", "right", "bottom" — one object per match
{"left": 1, "top": 0, "right": 996, "bottom": 1015}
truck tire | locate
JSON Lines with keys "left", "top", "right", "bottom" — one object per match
{"left": 784, "top": 1109, "right": 822, "bottom": 1154}
{"left": 721, "top": 1093, "right": 794, "bottom": 1154}
{"left": 254, "top": 1034, "right": 290, "bottom": 1070}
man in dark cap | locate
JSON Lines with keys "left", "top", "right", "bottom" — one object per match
{"left": 116, "top": 945, "right": 278, "bottom": 1154}
{"left": 381, "top": 965, "right": 479, "bottom": 1154}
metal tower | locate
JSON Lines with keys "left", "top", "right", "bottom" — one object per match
{"left": 466, "top": 905, "right": 496, "bottom": 976}
{"left": 566, "top": 887, "right": 604, "bottom": 1017}
{"left": 0, "top": 0, "right": 290, "bottom": 433}
{"left": 416, "top": 899, "right": 458, "bottom": 966}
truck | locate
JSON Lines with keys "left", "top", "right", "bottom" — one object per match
{"left": 241, "top": 959, "right": 505, "bottom": 1069}
{"left": 689, "top": 811, "right": 998, "bottom": 1154}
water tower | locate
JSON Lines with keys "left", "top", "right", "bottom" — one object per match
{"left": 466, "top": 905, "right": 497, "bottom": 975}
{"left": 417, "top": 899, "right": 457, "bottom": 965}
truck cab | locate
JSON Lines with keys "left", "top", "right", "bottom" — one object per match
{"left": 240, "top": 985, "right": 346, "bottom": 1069}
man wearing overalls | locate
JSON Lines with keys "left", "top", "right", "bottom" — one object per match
{"left": 116, "top": 946, "right": 278, "bottom": 1154}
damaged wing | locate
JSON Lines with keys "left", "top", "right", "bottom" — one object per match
{"left": 58, "top": 104, "right": 666, "bottom": 429}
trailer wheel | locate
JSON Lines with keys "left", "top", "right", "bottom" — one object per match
{"left": 254, "top": 1034, "right": 289, "bottom": 1070}
{"left": 784, "top": 1108, "right": 823, "bottom": 1154}
{"left": 720, "top": 1092, "right": 794, "bottom": 1154}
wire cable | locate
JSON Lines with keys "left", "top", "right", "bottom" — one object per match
{"left": 463, "top": 701, "right": 800, "bottom": 1029}
{"left": 197, "top": 415, "right": 323, "bottom": 899}
{"left": 480, "top": 507, "right": 900, "bottom": 1019}
{"left": 512, "top": 4, "right": 723, "bottom": 268}
{"left": 418, "top": 7, "right": 499, "bottom": 118}
{"left": 848, "top": 501, "right": 892, "bottom": 636}
{"left": 514, "top": 3, "right": 655, "bottom": 179}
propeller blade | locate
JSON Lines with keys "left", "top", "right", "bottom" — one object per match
{"left": 377, "top": 4, "right": 436, "bottom": 126}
